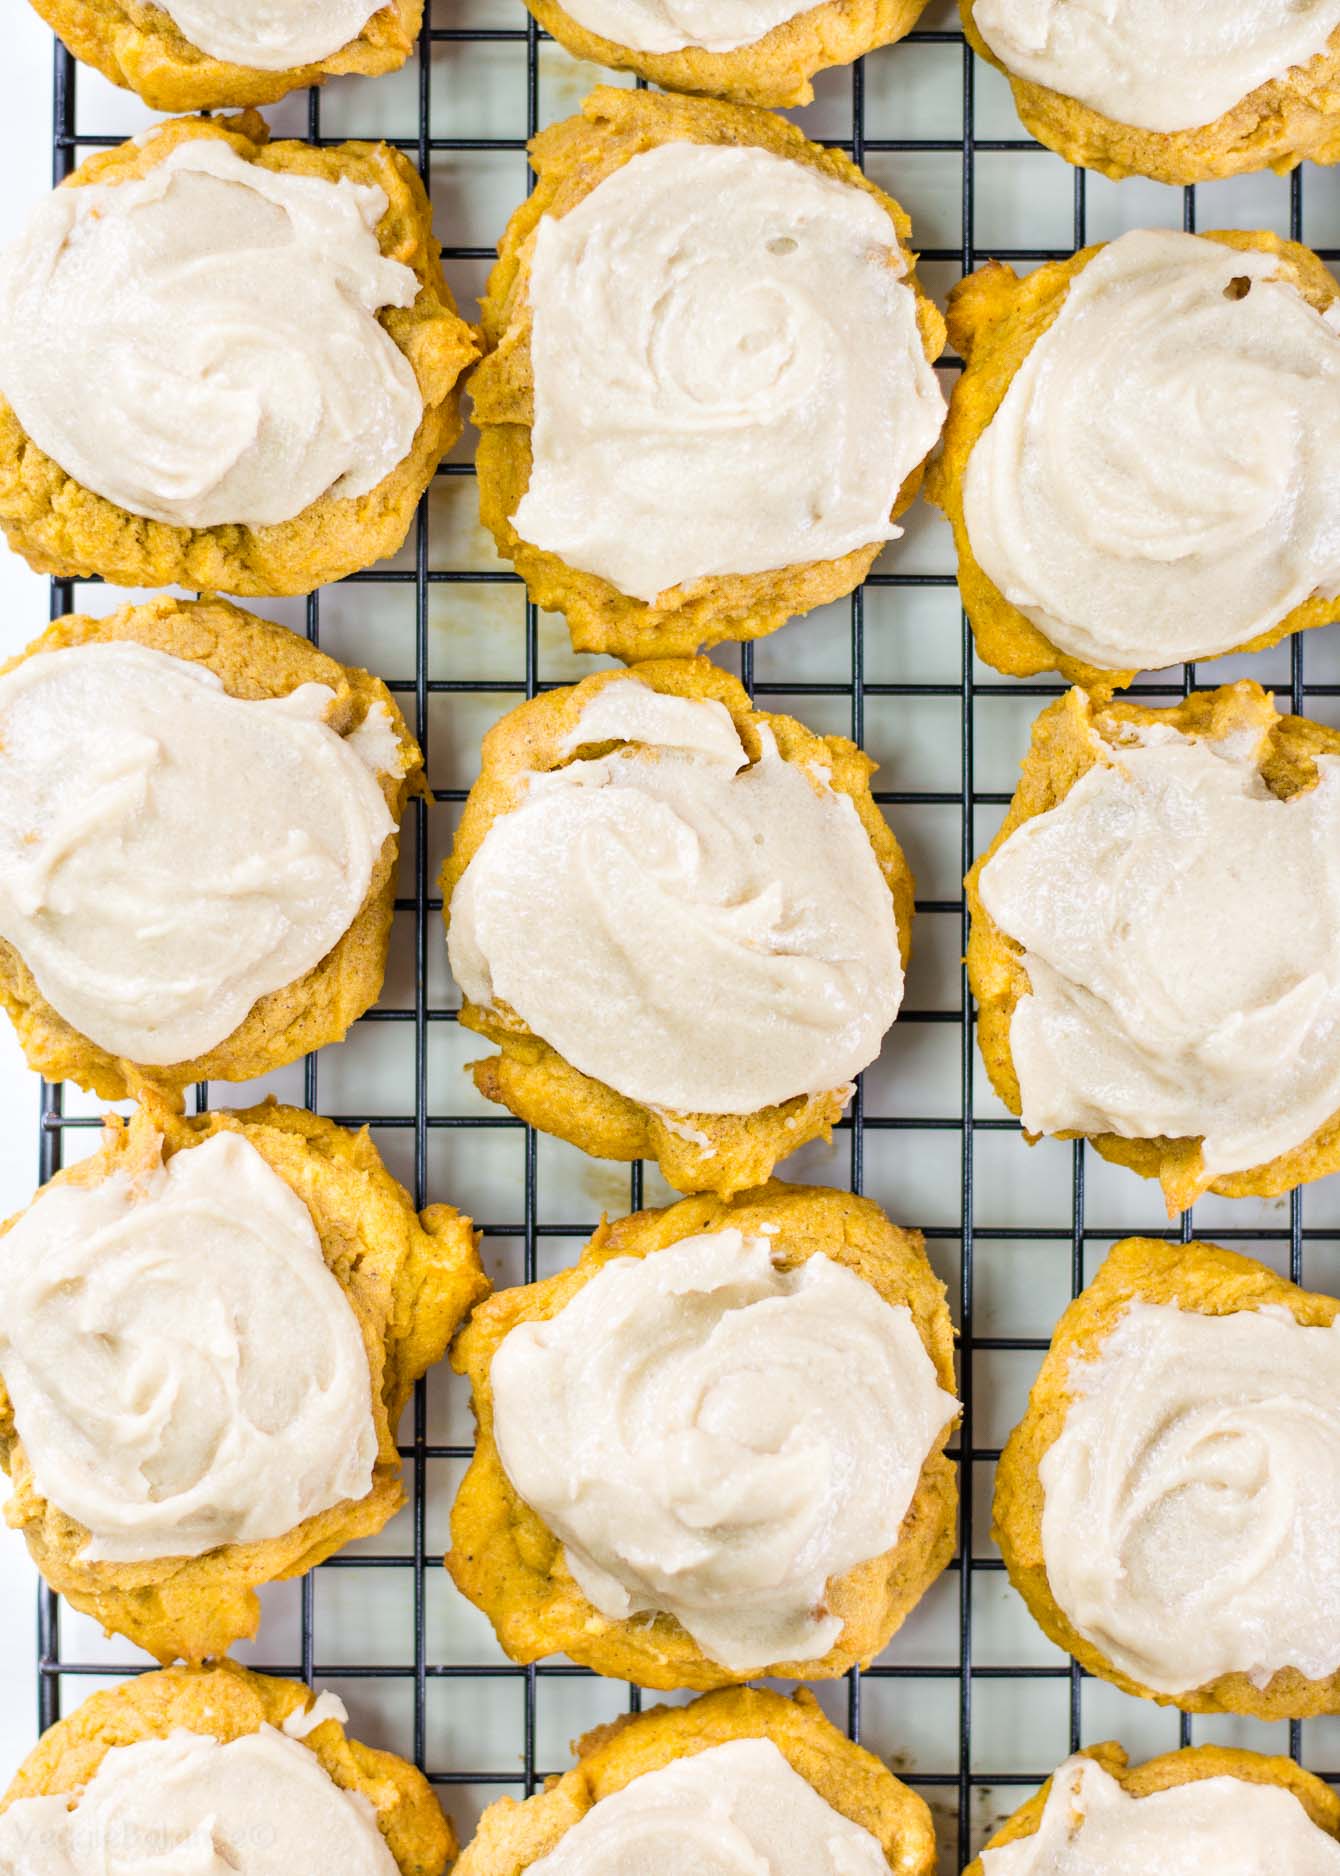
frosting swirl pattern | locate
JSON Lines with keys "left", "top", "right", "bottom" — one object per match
{"left": 490, "top": 1225, "right": 959, "bottom": 1671}
{"left": 962, "top": 229, "right": 1340, "bottom": 672}
{"left": 982, "top": 1753, "right": 1340, "bottom": 1875}
{"left": 0, "top": 1723, "right": 399, "bottom": 1876}
{"left": 0, "top": 640, "right": 397, "bottom": 1067}
{"left": 0, "top": 1131, "right": 378, "bottom": 1563}
{"left": 977, "top": 713, "right": 1340, "bottom": 1177}
{"left": 525, "top": 1739, "right": 890, "bottom": 1876}
{"left": 554, "top": 0, "right": 816, "bottom": 54}
{"left": 447, "top": 679, "right": 904, "bottom": 1116}
{"left": 513, "top": 142, "right": 945, "bottom": 603}
{"left": 157, "top": 0, "right": 387, "bottom": 68}
{"left": 972, "top": 0, "right": 1340, "bottom": 134}
{"left": 1039, "top": 1301, "right": 1340, "bottom": 1695}
{"left": 0, "top": 138, "right": 423, "bottom": 530}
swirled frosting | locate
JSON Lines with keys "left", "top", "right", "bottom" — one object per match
{"left": 556, "top": 0, "right": 813, "bottom": 53}
{"left": 1038, "top": 1300, "right": 1340, "bottom": 1694}
{"left": 973, "top": 0, "right": 1340, "bottom": 134}
{"left": 158, "top": 0, "right": 386, "bottom": 68}
{"left": 977, "top": 710, "right": 1340, "bottom": 1178}
{"left": 490, "top": 1225, "right": 958, "bottom": 1670}
{"left": 962, "top": 229, "right": 1340, "bottom": 672}
{"left": 0, "top": 640, "right": 397, "bottom": 1067}
{"left": 0, "top": 1129, "right": 378, "bottom": 1563}
{"left": 0, "top": 138, "right": 423, "bottom": 530}
{"left": 981, "top": 1753, "right": 1340, "bottom": 1876}
{"left": 512, "top": 141, "right": 946, "bottom": 603}
{"left": 0, "top": 1724, "right": 399, "bottom": 1876}
{"left": 527, "top": 1740, "right": 889, "bottom": 1876}
{"left": 447, "top": 678, "right": 903, "bottom": 1116}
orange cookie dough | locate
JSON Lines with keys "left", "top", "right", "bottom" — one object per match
{"left": 0, "top": 112, "right": 478, "bottom": 597}
{"left": 966, "top": 681, "right": 1340, "bottom": 1216}
{"left": 471, "top": 85, "right": 945, "bottom": 663}
{"left": 27, "top": 0, "right": 421, "bottom": 112}
{"left": 447, "top": 1181, "right": 957, "bottom": 1690}
{"left": 926, "top": 230, "right": 1340, "bottom": 692}
{"left": 960, "top": 0, "right": 1340, "bottom": 184}
{"left": 454, "top": 1687, "right": 937, "bottom": 1876}
{"left": 524, "top": 0, "right": 929, "bottom": 109}
{"left": 440, "top": 659, "right": 914, "bottom": 1198}
{"left": 1, "top": 1661, "right": 454, "bottom": 1876}
{"left": 0, "top": 594, "right": 421, "bottom": 1103}
{"left": 994, "top": 1236, "right": 1340, "bottom": 1718}
{"left": 0, "top": 1099, "right": 486, "bottom": 1664}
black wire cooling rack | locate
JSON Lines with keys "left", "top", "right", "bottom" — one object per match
{"left": 28, "top": 7, "right": 1340, "bottom": 1869}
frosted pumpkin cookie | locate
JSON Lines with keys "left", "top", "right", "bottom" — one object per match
{"left": 0, "top": 1099, "right": 485, "bottom": 1664}
{"left": 961, "top": 1, "right": 1340, "bottom": 185}
{"left": 447, "top": 1182, "right": 958, "bottom": 1689}
{"left": 442, "top": 661, "right": 913, "bottom": 1197}
{"left": 0, "top": 1661, "right": 453, "bottom": 1875}
{"left": 995, "top": 1237, "right": 1340, "bottom": 1717}
{"left": 0, "top": 111, "right": 478, "bottom": 597}
{"left": 472, "top": 86, "right": 946, "bottom": 662}
{"left": 27, "top": 0, "right": 421, "bottom": 113}
{"left": 968, "top": 1743, "right": 1340, "bottom": 1876}
{"left": 967, "top": 681, "right": 1340, "bottom": 1216}
{"left": 523, "top": 0, "right": 930, "bottom": 110}
{"left": 455, "top": 1686, "right": 937, "bottom": 1876}
{"left": 0, "top": 595, "right": 420, "bottom": 1102}
{"left": 926, "top": 229, "right": 1340, "bottom": 691}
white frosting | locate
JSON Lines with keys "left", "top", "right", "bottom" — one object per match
{"left": 0, "top": 640, "right": 396, "bottom": 1067}
{"left": 158, "top": 0, "right": 386, "bottom": 68}
{"left": 981, "top": 1753, "right": 1340, "bottom": 1876}
{"left": 962, "top": 229, "right": 1340, "bottom": 673}
{"left": 526, "top": 1739, "right": 890, "bottom": 1876}
{"left": 1038, "top": 1301, "right": 1340, "bottom": 1695}
{"left": 490, "top": 1226, "right": 958, "bottom": 1671}
{"left": 554, "top": 0, "right": 810, "bottom": 53}
{"left": 972, "top": 0, "right": 1340, "bottom": 134}
{"left": 0, "top": 1726, "right": 399, "bottom": 1876}
{"left": 0, "top": 1130, "right": 378, "bottom": 1563}
{"left": 0, "top": 139, "right": 422, "bottom": 530}
{"left": 512, "top": 142, "right": 946, "bottom": 604}
{"left": 977, "top": 711, "right": 1340, "bottom": 1179}
{"left": 447, "top": 679, "right": 904, "bottom": 1116}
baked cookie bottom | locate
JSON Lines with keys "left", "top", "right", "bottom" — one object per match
{"left": 0, "top": 1099, "right": 486, "bottom": 1664}
{"left": 966, "top": 681, "right": 1340, "bottom": 1216}
{"left": 961, "top": 2, "right": 1340, "bottom": 184}
{"left": 966, "top": 1741, "right": 1340, "bottom": 1874}
{"left": 447, "top": 1181, "right": 957, "bottom": 1690}
{"left": 471, "top": 84, "right": 945, "bottom": 663}
{"left": 441, "top": 657, "right": 914, "bottom": 1198}
{"left": 1, "top": 1660, "right": 454, "bottom": 1876}
{"left": 995, "top": 1236, "right": 1340, "bottom": 1718}
{"left": 521, "top": 0, "right": 928, "bottom": 115}
{"left": 27, "top": 0, "right": 422, "bottom": 111}
{"left": 0, "top": 111, "right": 478, "bottom": 597}
{"left": 926, "top": 230, "right": 1340, "bottom": 693}
{"left": 0, "top": 594, "right": 421, "bottom": 1103}
{"left": 455, "top": 1686, "right": 937, "bottom": 1876}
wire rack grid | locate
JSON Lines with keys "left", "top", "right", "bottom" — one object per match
{"left": 25, "top": 5, "right": 1340, "bottom": 1871}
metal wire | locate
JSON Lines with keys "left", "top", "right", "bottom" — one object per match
{"left": 32, "top": 15, "right": 1340, "bottom": 1869}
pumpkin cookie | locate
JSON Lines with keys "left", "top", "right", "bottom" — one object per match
{"left": 454, "top": 1686, "right": 937, "bottom": 1876}
{"left": 0, "top": 1099, "right": 485, "bottom": 1664}
{"left": 967, "top": 681, "right": 1340, "bottom": 1216}
{"left": 472, "top": 85, "right": 945, "bottom": 662}
{"left": 0, "top": 111, "right": 478, "bottom": 596}
{"left": 926, "top": 228, "right": 1340, "bottom": 692}
{"left": 0, "top": 594, "right": 421, "bottom": 1102}
{"left": 962, "top": 0, "right": 1340, "bottom": 185}
{"left": 448, "top": 1181, "right": 958, "bottom": 1689}
{"left": 442, "top": 660, "right": 913, "bottom": 1197}
{"left": 0, "top": 1661, "right": 454, "bottom": 1876}
{"left": 995, "top": 1237, "right": 1340, "bottom": 1717}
